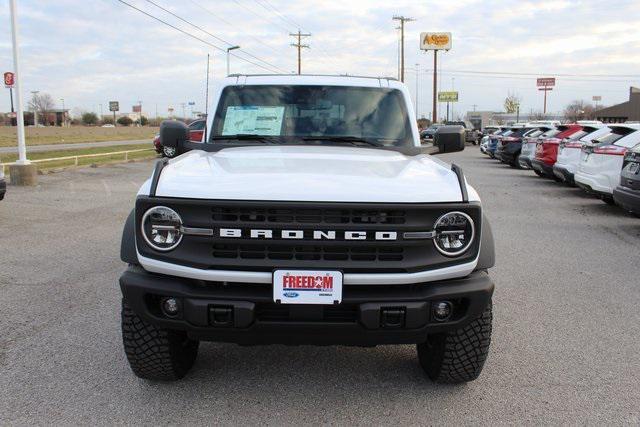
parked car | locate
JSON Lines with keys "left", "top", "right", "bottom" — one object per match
{"left": 519, "top": 127, "right": 560, "bottom": 169}
{"left": 486, "top": 126, "right": 512, "bottom": 158}
{"left": 531, "top": 124, "right": 584, "bottom": 178}
{"left": 420, "top": 124, "right": 443, "bottom": 141}
{"left": 552, "top": 124, "right": 609, "bottom": 185}
{"left": 613, "top": 142, "right": 640, "bottom": 216}
{"left": 155, "top": 119, "right": 207, "bottom": 158}
{"left": 574, "top": 124, "right": 640, "bottom": 204}
{"left": 495, "top": 126, "right": 548, "bottom": 168}
{"left": 0, "top": 166, "right": 6, "bottom": 201}
{"left": 446, "top": 121, "right": 479, "bottom": 144}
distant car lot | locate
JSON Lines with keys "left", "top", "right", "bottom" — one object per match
{"left": 0, "top": 149, "right": 638, "bottom": 424}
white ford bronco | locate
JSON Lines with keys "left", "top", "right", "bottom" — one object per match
{"left": 119, "top": 75, "right": 495, "bottom": 383}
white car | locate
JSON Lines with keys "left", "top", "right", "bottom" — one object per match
{"left": 574, "top": 124, "right": 640, "bottom": 203}
{"left": 552, "top": 124, "right": 610, "bottom": 185}
{"left": 117, "top": 74, "right": 496, "bottom": 384}
{"left": 519, "top": 126, "right": 559, "bottom": 169}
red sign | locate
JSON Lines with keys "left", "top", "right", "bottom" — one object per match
{"left": 537, "top": 77, "right": 555, "bottom": 87}
{"left": 132, "top": 105, "right": 142, "bottom": 113}
{"left": 4, "top": 72, "right": 15, "bottom": 88}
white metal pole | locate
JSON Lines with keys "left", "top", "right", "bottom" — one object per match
{"left": 226, "top": 50, "right": 230, "bottom": 77}
{"left": 9, "top": 0, "right": 29, "bottom": 164}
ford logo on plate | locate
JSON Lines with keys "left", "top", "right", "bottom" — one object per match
{"left": 283, "top": 292, "right": 299, "bottom": 298}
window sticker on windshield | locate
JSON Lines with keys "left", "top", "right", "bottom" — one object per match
{"left": 222, "top": 106, "right": 285, "bottom": 136}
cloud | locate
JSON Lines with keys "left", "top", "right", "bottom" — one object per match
{"left": 0, "top": 0, "right": 639, "bottom": 117}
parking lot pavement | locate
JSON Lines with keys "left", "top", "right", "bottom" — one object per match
{"left": 1, "top": 149, "right": 639, "bottom": 425}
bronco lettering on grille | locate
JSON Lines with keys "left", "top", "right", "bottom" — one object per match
{"left": 218, "top": 228, "right": 398, "bottom": 241}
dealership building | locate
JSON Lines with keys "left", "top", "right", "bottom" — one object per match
{"left": 595, "top": 87, "right": 640, "bottom": 123}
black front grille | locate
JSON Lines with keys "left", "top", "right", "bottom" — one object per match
{"left": 136, "top": 198, "right": 482, "bottom": 274}
{"left": 212, "top": 207, "right": 406, "bottom": 224}
{"left": 212, "top": 243, "right": 404, "bottom": 262}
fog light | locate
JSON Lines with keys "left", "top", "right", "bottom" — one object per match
{"left": 433, "top": 301, "right": 452, "bottom": 321}
{"left": 161, "top": 297, "right": 180, "bottom": 317}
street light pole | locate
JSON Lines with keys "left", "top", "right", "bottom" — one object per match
{"left": 59, "top": 98, "right": 65, "bottom": 127}
{"left": 226, "top": 45, "right": 240, "bottom": 76}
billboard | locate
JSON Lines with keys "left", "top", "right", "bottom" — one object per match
{"left": 109, "top": 101, "right": 119, "bottom": 112}
{"left": 537, "top": 77, "right": 556, "bottom": 87}
{"left": 420, "top": 32, "right": 452, "bottom": 51}
{"left": 438, "top": 91, "right": 458, "bottom": 102}
{"left": 132, "top": 105, "right": 142, "bottom": 113}
{"left": 592, "top": 96, "right": 602, "bottom": 102}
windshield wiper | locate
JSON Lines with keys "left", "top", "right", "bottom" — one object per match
{"left": 209, "top": 134, "right": 283, "bottom": 144}
{"left": 301, "top": 136, "right": 383, "bottom": 147}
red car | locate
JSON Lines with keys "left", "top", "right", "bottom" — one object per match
{"left": 154, "top": 119, "right": 206, "bottom": 157}
{"left": 531, "top": 124, "right": 584, "bottom": 179}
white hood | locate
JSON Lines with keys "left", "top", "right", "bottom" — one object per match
{"left": 150, "top": 145, "right": 474, "bottom": 203}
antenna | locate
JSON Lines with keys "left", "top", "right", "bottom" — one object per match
{"left": 204, "top": 53, "right": 210, "bottom": 143}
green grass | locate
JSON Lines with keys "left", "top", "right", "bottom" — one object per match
{"left": 0, "top": 126, "right": 158, "bottom": 148}
{"left": 0, "top": 143, "right": 158, "bottom": 173}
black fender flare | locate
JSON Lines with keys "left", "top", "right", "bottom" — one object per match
{"left": 120, "top": 209, "right": 138, "bottom": 265}
{"left": 476, "top": 214, "right": 495, "bottom": 270}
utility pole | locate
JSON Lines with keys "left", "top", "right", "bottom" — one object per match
{"left": 432, "top": 50, "right": 438, "bottom": 123}
{"left": 415, "top": 63, "right": 419, "bottom": 119}
{"left": 396, "top": 26, "right": 401, "bottom": 80}
{"left": 59, "top": 98, "right": 65, "bottom": 127}
{"left": 290, "top": 30, "right": 310, "bottom": 75}
{"left": 138, "top": 100, "right": 143, "bottom": 125}
{"left": 472, "top": 104, "right": 477, "bottom": 111}
{"left": 392, "top": 16, "right": 414, "bottom": 82}
{"left": 99, "top": 103, "right": 103, "bottom": 121}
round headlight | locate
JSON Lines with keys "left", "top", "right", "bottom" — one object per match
{"left": 433, "top": 211, "right": 475, "bottom": 257}
{"left": 141, "top": 206, "right": 183, "bottom": 251}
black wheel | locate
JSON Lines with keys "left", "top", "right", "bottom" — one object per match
{"left": 602, "top": 195, "right": 616, "bottom": 205}
{"left": 533, "top": 169, "right": 544, "bottom": 177}
{"left": 417, "top": 301, "right": 492, "bottom": 383}
{"left": 162, "top": 145, "right": 178, "bottom": 158}
{"left": 121, "top": 300, "right": 199, "bottom": 381}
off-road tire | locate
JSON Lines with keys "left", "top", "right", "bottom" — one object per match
{"left": 121, "top": 300, "right": 199, "bottom": 381}
{"left": 417, "top": 301, "right": 492, "bottom": 383}
{"left": 601, "top": 195, "right": 616, "bottom": 205}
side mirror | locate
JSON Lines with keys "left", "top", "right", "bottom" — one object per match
{"left": 160, "top": 120, "right": 190, "bottom": 152}
{"left": 434, "top": 125, "right": 465, "bottom": 153}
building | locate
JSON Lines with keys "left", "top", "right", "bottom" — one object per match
{"left": 596, "top": 87, "right": 640, "bottom": 123}
{"left": 466, "top": 110, "right": 563, "bottom": 129}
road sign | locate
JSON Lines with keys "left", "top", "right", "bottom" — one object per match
{"left": 592, "top": 96, "right": 602, "bottom": 102}
{"left": 537, "top": 77, "right": 555, "bottom": 87}
{"left": 7, "top": 112, "right": 17, "bottom": 118}
{"left": 420, "top": 32, "right": 452, "bottom": 51}
{"left": 4, "top": 71, "right": 15, "bottom": 88}
{"left": 438, "top": 91, "right": 459, "bottom": 102}
{"left": 109, "top": 101, "right": 119, "bottom": 112}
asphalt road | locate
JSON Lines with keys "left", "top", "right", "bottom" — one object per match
{"left": 0, "top": 139, "right": 150, "bottom": 154}
{"left": 1, "top": 149, "right": 639, "bottom": 424}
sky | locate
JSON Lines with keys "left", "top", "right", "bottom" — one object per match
{"left": 1, "top": 0, "right": 639, "bottom": 120}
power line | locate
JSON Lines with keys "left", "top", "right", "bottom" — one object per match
{"left": 187, "top": 0, "right": 285, "bottom": 58}
{"left": 230, "top": 0, "right": 291, "bottom": 33}
{"left": 115, "top": 0, "right": 281, "bottom": 73}
{"left": 142, "top": 0, "right": 287, "bottom": 73}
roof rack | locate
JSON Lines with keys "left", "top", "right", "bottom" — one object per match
{"left": 227, "top": 73, "right": 398, "bottom": 81}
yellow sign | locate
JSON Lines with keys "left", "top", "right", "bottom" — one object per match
{"left": 438, "top": 91, "right": 458, "bottom": 102}
{"left": 420, "top": 32, "right": 452, "bottom": 50}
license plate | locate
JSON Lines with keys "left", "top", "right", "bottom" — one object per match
{"left": 273, "top": 270, "right": 343, "bottom": 305}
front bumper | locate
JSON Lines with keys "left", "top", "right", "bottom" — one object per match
{"left": 613, "top": 185, "right": 640, "bottom": 214}
{"left": 575, "top": 172, "right": 613, "bottom": 196}
{"left": 531, "top": 159, "right": 554, "bottom": 177}
{"left": 120, "top": 266, "right": 494, "bottom": 346}
{"left": 552, "top": 164, "right": 574, "bottom": 184}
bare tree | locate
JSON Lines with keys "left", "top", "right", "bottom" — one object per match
{"left": 563, "top": 100, "right": 597, "bottom": 122}
{"left": 29, "top": 92, "right": 55, "bottom": 125}
{"left": 503, "top": 92, "right": 521, "bottom": 114}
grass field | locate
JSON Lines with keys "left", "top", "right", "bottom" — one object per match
{"left": 0, "top": 143, "right": 157, "bottom": 173}
{"left": 0, "top": 126, "right": 159, "bottom": 148}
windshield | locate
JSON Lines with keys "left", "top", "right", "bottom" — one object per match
{"left": 595, "top": 127, "right": 636, "bottom": 145}
{"left": 211, "top": 85, "right": 413, "bottom": 146}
